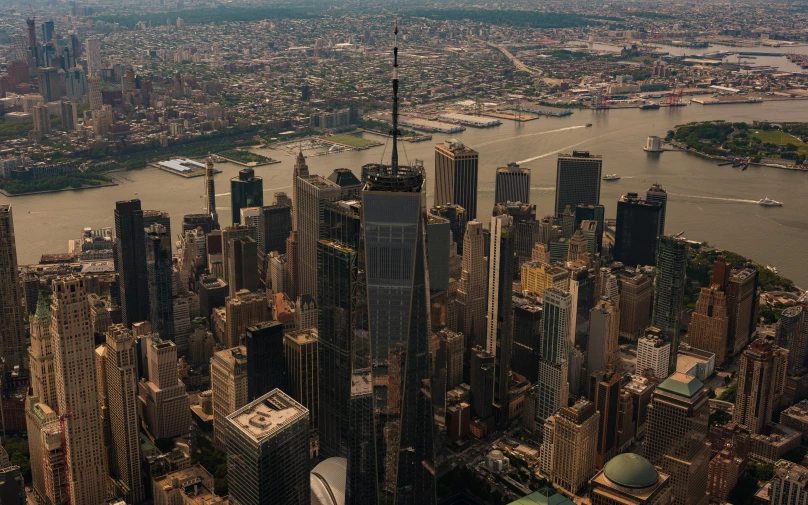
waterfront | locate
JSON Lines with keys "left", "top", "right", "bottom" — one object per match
{"left": 3, "top": 100, "right": 808, "bottom": 286}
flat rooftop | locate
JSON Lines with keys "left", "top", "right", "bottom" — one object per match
{"left": 227, "top": 389, "right": 308, "bottom": 443}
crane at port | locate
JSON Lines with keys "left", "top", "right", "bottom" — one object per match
{"left": 665, "top": 81, "right": 683, "bottom": 106}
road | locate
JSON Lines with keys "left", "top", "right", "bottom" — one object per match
{"left": 487, "top": 42, "right": 543, "bottom": 76}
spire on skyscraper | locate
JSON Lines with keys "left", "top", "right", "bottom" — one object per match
{"left": 391, "top": 18, "right": 400, "bottom": 175}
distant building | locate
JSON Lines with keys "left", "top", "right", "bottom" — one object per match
{"left": 230, "top": 168, "right": 263, "bottom": 225}
{"left": 613, "top": 193, "right": 662, "bottom": 268}
{"left": 434, "top": 139, "right": 479, "bottom": 219}
{"left": 494, "top": 162, "right": 530, "bottom": 205}
{"left": 652, "top": 236, "right": 688, "bottom": 375}
{"left": 555, "top": 151, "right": 602, "bottom": 217}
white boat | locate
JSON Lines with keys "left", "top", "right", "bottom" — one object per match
{"left": 603, "top": 174, "right": 621, "bottom": 181}
{"left": 758, "top": 197, "right": 783, "bottom": 207}
{"left": 766, "top": 264, "right": 779, "bottom": 274}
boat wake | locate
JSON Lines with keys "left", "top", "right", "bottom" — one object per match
{"left": 517, "top": 131, "right": 614, "bottom": 164}
{"left": 476, "top": 125, "right": 587, "bottom": 148}
{"left": 215, "top": 185, "right": 289, "bottom": 197}
{"left": 668, "top": 192, "right": 758, "bottom": 204}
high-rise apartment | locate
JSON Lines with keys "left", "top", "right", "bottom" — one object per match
{"left": 614, "top": 193, "right": 663, "bottom": 268}
{"left": 486, "top": 214, "right": 515, "bottom": 415}
{"left": 434, "top": 139, "right": 479, "bottom": 219}
{"left": 555, "top": 151, "right": 602, "bottom": 217}
{"left": 50, "top": 276, "right": 108, "bottom": 505}
{"left": 225, "top": 390, "right": 310, "bottom": 505}
{"left": 733, "top": 337, "right": 788, "bottom": 434}
{"left": 115, "top": 200, "right": 149, "bottom": 327}
{"left": 644, "top": 373, "right": 711, "bottom": 505}
{"left": 230, "top": 168, "right": 263, "bottom": 225}
{"left": 770, "top": 460, "right": 808, "bottom": 505}
{"left": 88, "top": 75, "right": 102, "bottom": 110}
{"left": 637, "top": 330, "right": 671, "bottom": 380}
{"left": 145, "top": 223, "right": 174, "bottom": 340}
{"left": 211, "top": 346, "right": 249, "bottom": 448}
{"left": 652, "top": 236, "right": 688, "bottom": 375}
{"left": 245, "top": 321, "right": 285, "bottom": 401}
{"left": 776, "top": 306, "right": 807, "bottom": 374}
{"left": 549, "top": 399, "right": 599, "bottom": 495}
{"left": 104, "top": 325, "right": 145, "bottom": 504}
{"left": 494, "top": 161, "right": 530, "bottom": 204}
{"left": 0, "top": 205, "right": 26, "bottom": 368}
{"left": 686, "top": 286, "right": 729, "bottom": 366}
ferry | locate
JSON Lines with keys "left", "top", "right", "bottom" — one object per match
{"left": 603, "top": 174, "right": 621, "bottom": 181}
{"left": 766, "top": 264, "right": 779, "bottom": 274}
{"left": 585, "top": 123, "right": 593, "bottom": 127}
{"left": 758, "top": 197, "right": 783, "bottom": 207}
{"left": 640, "top": 102, "right": 661, "bottom": 110}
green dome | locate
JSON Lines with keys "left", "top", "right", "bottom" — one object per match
{"left": 603, "top": 454, "right": 659, "bottom": 489}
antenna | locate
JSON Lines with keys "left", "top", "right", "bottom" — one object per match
{"left": 390, "top": 18, "right": 399, "bottom": 176}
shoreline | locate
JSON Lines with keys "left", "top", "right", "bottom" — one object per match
{"left": 0, "top": 182, "right": 119, "bottom": 197}
{"left": 666, "top": 140, "right": 808, "bottom": 172}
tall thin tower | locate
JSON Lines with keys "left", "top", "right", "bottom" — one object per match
{"left": 0, "top": 205, "right": 26, "bottom": 368}
{"left": 205, "top": 156, "right": 218, "bottom": 229}
{"left": 362, "top": 19, "right": 436, "bottom": 505}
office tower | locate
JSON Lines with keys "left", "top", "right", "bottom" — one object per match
{"left": 457, "top": 220, "right": 487, "bottom": 357}
{"left": 590, "top": 454, "right": 672, "bottom": 505}
{"left": 115, "top": 200, "right": 149, "bottom": 327}
{"left": 644, "top": 373, "right": 710, "bottom": 505}
{"left": 26, "top": 402, "right": 60, "bottom": 504}
{"left": 686, "top": 286, "right": 729, "bottom": 366}
{"left": 245, "top": 321, "right": 285, "bottom": 401}
{"left": 434, "top": 139, "right": 479, "bottom": 219}
{"left": 286, "top": 230, "right": 300, "bottom": 300}
{"left": 230, "top": 168, "right": 263, "bottom": 225}
{"left": 485, "top": 215, "right": 515, "bottom": 415}
{"left": 153, "top": 465, "right": 224, "bottom": 503}
{"left": 50, "top": 276, "right": 108, "bottom": 505}
{"left": 32, "top": 103, "right": 51, "bottom": 135}
{"left": 323, "top": 200, "right": 362, "bottom": 250}
{"left": 60, "top": 100, "right": 78, "bottom": 131}
{"left": 646, "top": 183, "right": 668, "bottom": 236}
{"left": 600, "top": 267, "right": 620, "bottom": 301}
{"left": 222, "top": 224, "right": 256, "bottom": 285}
{"left": 437, "top": 329, "right": 464, "bottom": 390}
{"left": 297, "top": 173, "right": 343, "bottom": 299}
{"left": 211, "top": 346, "right": 248, "bottom": 448}
{"left": 227, "top": 236, "right": 258, "bottom": 297}
{"left": 269, "top": 252, "right": 288, "bottom": 294}
{"left": 430, "top": 204, "right": 467, "bottom": 256}
{"left": 777, "top": 306, "right": 806, "bottom": 374}
{"left": 494, "top": 161, "right": 530, "bottom": 204}
{"left": 258, "top": 203, "right": 291, "bottom": 254}
{"left": 549, "top": 399, "right": 599, "bottom": 495}
{"left": 512, "top": 296, "right": 542, "bottom": 383}
{"left": 733, "top": 337, "right": 788, "bottom": 434}
{"left": 569, "top": 267, "right": 596, "bottom": 349}
{"left": 241, "top": 206, "right": 261, "bottom": 234}
{"left": 0, "top": 206, "right": 26, "bottom": 368}
{"left": 637, "top": 330, "right": 671, "bottom": 380}
{"left": 493, "top": 202, "right": 539, "bottom": 264}
{"left": 138, "top": 336, "right": 190, "bottom": 439}
{"left": 520, "top": 261, "right": 569, "bottom": 298}
{"left": 575, "top": 204, "right": 605, "bottom": 253}
{"left": 652, "top": 236, "right": 688, "bottom": 375}
{"left": 38, "top": 67, "right": 61, "bottom": 102}
{"left": 588, "top": 298, "right": 621, "bottom": 378}
{"left": 284, "top": 328, "right": 319, "bottom": 443}
{"left": 555, "top": 151, "right": 602, "bottom": 217}
{"left": 614, "top": 193, "right": 663, "bottom": 267}
{"left": 225, "top": 390, "right": 309, "bottom": 505}
{"left": 85, "top": 36, "right": 100, "bottom": 75}
{"left": 771, "top": 461, "right": 808, "bottom": 505}
{"left": 103, "top": 325, "right": 145, "bottom": 504}
{"left": 199, "top": 275, "right": 228, "bottom": 319}
{"left": 726, "top": 267, "right": 759, "bottom": 356}
{"left": 224, "top": 290, "right": 266, "bottom": 348}
{"left": 204, "top": 156, "right": 219, "bottom": 229}
{"left": 470, "top": 347, "right": 496, "bottom": 420}
{"left": 88, "top": 75, "right": 102, "bottom": 110}
{"left": 591, "top": 370, "right": 622, "bottom": 468}
{"left": 317, "top": 237, "right": 358, "bottom": 460}
{"left": 618, "top": 271, "right": 653, "bottom": 340}
{"left": 292, "top": 151, "right": 309, "bottom": 230}
{"left": 427, "top": 214, "right": 451, "bottom": 292}
{"left": 295, "top": 294, "right": 317, "bottom": 331}
{"left": 537, "top": 289, "right": 572, "bottom": 424}
{"left": 183, "top": 214, "right": 215, "bottom": 236}
{"left": 29, "top": 296, "right": 57, "bottom": 408}
{"left": 145, "top": 223, "right": 174, "bottom": 340}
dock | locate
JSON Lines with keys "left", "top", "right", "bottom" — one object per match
{"left": 399, "top": 117, "right": 466, "bottom": 133}
{"left": 437, "top": 113, "right": 502, "bottom": 127}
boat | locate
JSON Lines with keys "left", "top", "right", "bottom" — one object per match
{"left": 758, "top": 197, "right": 783, "bottom": 207}
{"left": 640, "top": 102, "right": 660, "bottom": 110}
{"left": 603, "top": 174, "right": 621, "bottom": 181}
{"left": 767, "top": 264, "right": 779, "bottom": 274}
{"left": 585, "top": 123, "right": 592, "bottom": 127}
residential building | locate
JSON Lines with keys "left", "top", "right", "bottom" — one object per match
{"left": 733, "top": 337, "right": 788, "bottom": 434}
{"left": 726, "top": 267, "right": 760, "bottom": 357}
{"left": 637, "top": 331, "right": 671, "bottom": 380}
{"left": 770, "top": 460, "right": 808, "bottom": 505}
{"left": 224, "top": 290, "right": 266, "bottom": 348}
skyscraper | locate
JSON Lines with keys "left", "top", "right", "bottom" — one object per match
{"left": 549, "top": 398, "right": 600, "bottom": 495}
{"left": 211, "top": 346, "right": 248, "bottom": 448}
{"left": 224, "top": 290, "right": 266, "bottom": 349}
{"left": 726, "top": 267, "right": 759, "bottom": 356}
{"left": 50, "top": 276, "right": 108, "bottom": 505}
{"left": 258, "top": 203, "right": 291, "bottom": 254}
{"left": 38, "top": 67, "right": 61, "bottom": 102}
{"left": 230, "top": 168, "right": 263, "bottom": 225}
{"left": 85, "top": 36, "right": 101, "bottom": 76}
{"left": 618, "top": 271, "right": 653, "bottom": 340}
{"left": 644, "top": 373, "right": 710, "bottom": 505}
{"left": 470, "top": 347, "right": 495, "bottom": 420}
{"left": 434, "top": 139, "right": 479, "bottom": 219}
{"left": 591, "top": 370, "right": 623, "bottom": 469}
{"left": 204, "top": 156, "right": 219, "bottom": 229}
{"left": 221, "top": 223, "right": 256, "bottom": 285}
{"left": 652, "top": 236, "right": 688, "bottom": 375}
{"left": 494, "top": 161, "right": 530, "bottom": 204}
{"left": 32, "top": 103, "right": 51, "bottom": 135}
{"left": 588, "top": 298, "right": 621, "bottom": 378}
{"left": 138, "top": 336, "right": 190, "bottom": 439}
{"left": 227, "top": 236, "right": 258, "bottom": 297}
{"left": 430, "top": 204, "right": 467, "bottom": 255}
{"left": 575, "top": 204, "right": 605, "bottom": 253}
{"left": 292, "top": 151, "right": 309, "bottom": 231}
{"left": 145, "top": 224, "right": 174, "bottom": 340}
{"left": 733, "top": 337, "right": 788, "bottom": 434}
{"left": 296, "top": 173, "right": 343, "bottom": 299}
{"left": 646, "top": 183, "right": 668, "bottom": 236}
{"left": 29, "top": 295, "right": 57, "bottom": 408}
{"left": 362, "top": 23, "right": 435, "bottom": 503}
{"left": 245, "top": 321, "right": 286, "bottom": 401}
{"left": 486, "top": 214, "right": 515, "bottom": 416}
{"left": 0, "top": 205, "right": 26, "bottom": 368}
{"left": 686, "top": 286, "right": 729, "bottom": 366}
{"left": 103, "top": 325, "right": 145, "bottom": 504}
{"left": 614, "top": 193, "right": 663, "bottom": 268}
{"left": 457, "top": 220, "right": 487, "bottom": 360}
{"left": 537, "top": 288, "right": 572, "bottom": 424}
{"left": 225, "top": 390, "right": 310, "bottom": 505}
{"left": 555, "top": 151, "right": 602, "bottom": 217}
{"left": 115, "top": 200, "right": 149, "bottom": 328}
{"left": 512, "top": 295, "right": 542, "bottom": 383}
{"left": 60, "top": 100, "right": 78, "bottom": 131}
{"left": 88, "top": 75, "right": 102, "bottom": 110}
{"left": 569, "top": 267, "right": 596, "bottom": 349}
{"left": 284, "top": 328, "right": 319, "bottom": 452}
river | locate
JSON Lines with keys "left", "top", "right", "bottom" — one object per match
{"left": 3, "top": 100, "right": 807, "bottom": 286}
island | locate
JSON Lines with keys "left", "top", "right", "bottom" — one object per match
{"left": 216, "top": 149, "right": 279, "bottom": 167}
{"left": 666, "top": 120, "right": 808, "bottom": 170}
{"left": 0, "top": 171, "right": 115, "bottom": 197}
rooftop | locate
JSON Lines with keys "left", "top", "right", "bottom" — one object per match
{"left": 658, "top": 372, "right": 704, "bottom": 398}
{"left": 226, "top": 389, "right": 308, "bottom": 443}
{"left": 602, "top": 453, "right": 659, "bottom": 489}
{"left": 507, "top": 488, "right": 574, "bottom": 505}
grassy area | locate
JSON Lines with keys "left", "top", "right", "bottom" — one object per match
{"left": 218, "top": 149, "right": 274, "bottom": 164}
{"left": 750, "top": 129, "right": 808, "bottom": 156}
{"left": 326, "top": 134, "right": 380, "bottom": 148}
{"left": 0, "top": 171, "right": 112, "bottom": 195}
